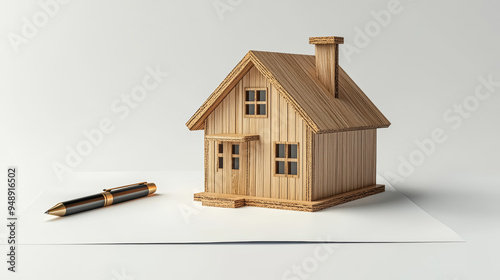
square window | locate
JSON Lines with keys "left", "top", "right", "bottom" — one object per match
{"left": 245, "top": 90, "right": 255, "bottom": 101}
{"left": 288, "top": 162, "right": 297, "bottom": 175}
{"left": 288, "top": 144, "right": 297, "bottom": 159}
{"left": 244, "top": 89, "right": 267, "bottom": 118}
{"left": 232, "top": 157, "right": 239, "bottom": 170}
{"left": 276, "top": 161, "right": 285, "bottom": 174}
{"left": 218, "top": 157, "right": 223, "bottom": 169}
{"left": 274, "top": 142, "right": 299, "bottom": 178}
{"left": 276, "top": 144, "right": 285, "bottom": 158}
{"left": 257, "top": 104, "right": 266, "bottom": 115}
{"left": 232, "top": 144, "right": 239, "bottom": 155}
{"left": 257, "top": 90, "right": 266, "bottom": 101}
{"left": 246, "top": 104, "right": 255, "bottom": 115}
{"left": 218, "top": 144, "right": 223, "bottom": 154}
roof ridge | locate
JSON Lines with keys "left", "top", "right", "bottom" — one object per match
{"left": 249, "top": 50, "right": 315, "bottom": 57}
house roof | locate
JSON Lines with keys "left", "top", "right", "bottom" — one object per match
{"left": 186, "top": 50, "right": 390, "bottom": 134}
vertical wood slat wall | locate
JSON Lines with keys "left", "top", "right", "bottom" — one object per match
{"left": 312, "top": 129, "right": 377, "bottom": 200}
{"left": 205, "top": 66, "right": 309, "bottom": 201}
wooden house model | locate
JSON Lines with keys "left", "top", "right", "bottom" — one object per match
{"left": 186, "top": 36, "right": 390, "bottom": 212}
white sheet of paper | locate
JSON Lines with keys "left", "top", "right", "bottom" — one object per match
{"left": 18, "top": 171, "right": 463, "bottom": 244}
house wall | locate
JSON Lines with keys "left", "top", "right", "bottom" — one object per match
{"left": 312, "top": 129, "right": 377, "bottom": 200}
{"left": 205, "top": 66, "right": 310, "bottom": 201}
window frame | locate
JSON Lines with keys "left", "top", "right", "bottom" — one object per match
{"left": 231, "top": 144, "right": 240, "bottom": 170}
{"left": 273, "top": 142, "right": 299, "bottom": 178}
{"left": 244, "top": 87, "right": 268, "bottom": 118}
{"left": 217, "top": 142, "right": 223, "bottom": 171}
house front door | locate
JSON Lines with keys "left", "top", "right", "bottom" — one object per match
{"left": 220, "top": 142, "right": 247, "bottom": 195}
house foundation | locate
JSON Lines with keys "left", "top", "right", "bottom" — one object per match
{"left": 194, "top": 184, "right": 385, "bottom": 212}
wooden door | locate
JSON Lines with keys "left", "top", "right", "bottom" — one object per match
{"left": 220, "top": 142, "right": 247, "bottom": 195}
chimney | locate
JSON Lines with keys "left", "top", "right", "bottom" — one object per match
{"left": 309, "top": 36, "right": 344, "bottom": 98}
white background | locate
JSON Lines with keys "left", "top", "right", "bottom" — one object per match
{"left": 1, "top": 0, "right": 500, "bottom": 279}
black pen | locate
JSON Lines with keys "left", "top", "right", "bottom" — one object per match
{"left": 45, "top": 182, "right": 157, "bottom": 216}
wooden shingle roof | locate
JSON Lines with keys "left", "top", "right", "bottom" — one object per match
{"left": 186, "top": 50, "right": 390, "bottom": 134}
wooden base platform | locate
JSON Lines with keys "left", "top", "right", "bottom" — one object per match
{"left": 194, "top": 184, "right": 385, "bottom": 212}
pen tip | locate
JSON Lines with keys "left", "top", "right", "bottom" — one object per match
{"left": 45, "top": 203, "right": 66, "bottom": 216}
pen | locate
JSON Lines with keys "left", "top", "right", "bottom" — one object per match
{"left": 44, "top": 182, "right": 157, "bottom": 216}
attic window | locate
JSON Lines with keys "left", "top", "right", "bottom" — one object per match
{"left": 274, "top": 142, "right": 299, "bottom": 177}
{"left": 245, "top": 88, "right": 267, "bottom": 118}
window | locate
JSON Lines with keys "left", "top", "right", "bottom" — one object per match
{"left": 218, "top": 157, "right": 224, "bottom": 169}
{"left": 232, "top": 144, "right": 239, "bottom": 170}
{"left": 217, "top": 142, "right": 223, "bottom": 170}
{"left": 245, "top": 88, "right": 267, "bottom": 117}
{"left": 218, "top": 143, "right": 241, "bottom": 171}
{"left": 274, "top": 142, "right": 299, "bottom": 177}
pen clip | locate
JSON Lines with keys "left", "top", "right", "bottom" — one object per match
{"left": 103, "top": 182, "right": 147, "bottom": 192}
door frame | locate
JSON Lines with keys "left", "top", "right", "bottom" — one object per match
{"left": 217, "top": 141, "right": 248, "bottom": 195}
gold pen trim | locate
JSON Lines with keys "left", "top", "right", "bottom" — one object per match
{"left": 101, "top": 191, "right": 114, "bottom": 206}
{"left": 146, "top": 183, "right": 157, "bottom": 195}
